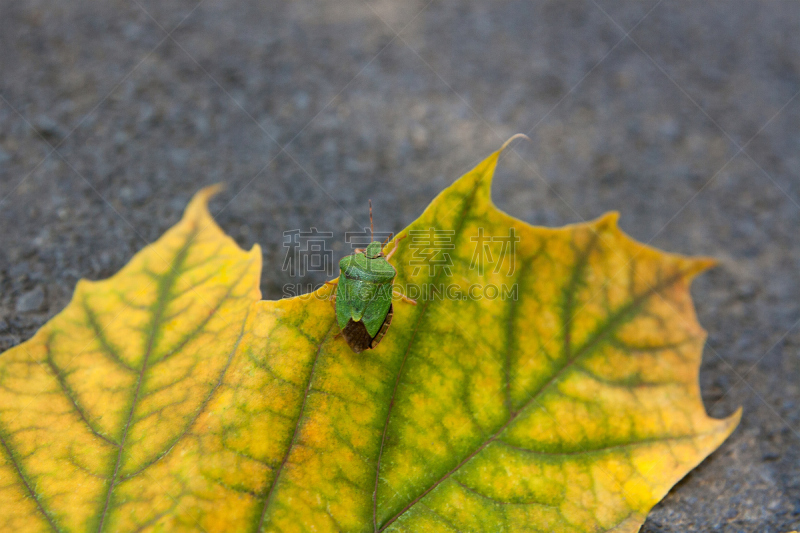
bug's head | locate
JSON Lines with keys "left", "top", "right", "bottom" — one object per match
{"left": 365, "top": 241, "right": 383, "bottom": 259}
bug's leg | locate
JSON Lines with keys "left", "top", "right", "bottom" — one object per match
{"left": 324, "top": 279, "right": 339, "bottom": 295}
{"left": 399, "top": 293, "right": 417, "bottom": 305}
{"left": 393, "top": 286, "right": 417, "bottom": 305}
{"left": 384, "top": 234, "right": 407, "bottom": 262}
{"left": 324, "top": 279, "right": 339, "bottom": 307}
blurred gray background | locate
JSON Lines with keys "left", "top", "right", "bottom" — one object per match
{"left": 1, "top": 1, "right": 798, "bottom": 531}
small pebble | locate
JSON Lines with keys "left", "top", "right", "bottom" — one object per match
{"left": 16, "top": 286, "right": 45, "bottom": 314}
{"left": 9, "top": 262, "right": 30, "bottom": 279}
{"left": 33, "top": 115, "right": 66, "bottom": 140}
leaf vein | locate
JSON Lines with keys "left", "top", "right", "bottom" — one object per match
{"left": 0, "top": 425, "right": 64, "bottom": 532}
{"left": 255, "top": 320, "right": 337, "bottom": 532}
{"left": 377, "top": 265, "right": 693, "bottom": 531}
{"left": 96, "top": 225, "right": 198, "bottom": 532}
{"left": 374, "top": 177, "right": 485, "bottom": 531}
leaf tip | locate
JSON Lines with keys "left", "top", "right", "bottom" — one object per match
{"left": 707, "top": 404, "right": 743, "bottom": 449}
{"left": 726, "top": 405, "right": 743, "bottom": 432}
{"left": 687, "top": 256, "right": 718, "bottom": 278}
{"left": 596, "top": 210, "right": 621, "bottom": 229}
{"left": 499, "top": 133, "right": 530, "bottom": 153}
{"left": 195, "top": 183, "right": 226, "bottom": 204}
{"left": 466, "top": 136, "right": 532, "bottom": 202}
{"left": 180, "top": 184, "right": 227, "bottom": 231}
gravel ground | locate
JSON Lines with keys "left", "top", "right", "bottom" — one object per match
{"left": 1, "top": 1, "right": 799, "bottom": 531}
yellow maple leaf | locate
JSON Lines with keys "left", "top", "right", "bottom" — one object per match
{"left": 0, "top": 143, "right": 739, "bottom": 532}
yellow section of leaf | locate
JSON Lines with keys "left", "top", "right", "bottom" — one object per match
{"left": 0, "top": 144, "right": 739, "bottom": 533}
{"left": 0, "top": 187, "right": 261, "bottom": 532}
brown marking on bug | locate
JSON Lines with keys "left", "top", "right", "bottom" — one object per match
{"left": 341, "top": 304, "right": 393, "bottom": 353}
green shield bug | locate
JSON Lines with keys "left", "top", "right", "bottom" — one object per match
{"left": 327, "top": 201, "right": 416, "bottom": 353}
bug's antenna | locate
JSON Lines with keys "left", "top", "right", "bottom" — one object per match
{"left": 369, "top": 199, "right": 374, "bottom": 241}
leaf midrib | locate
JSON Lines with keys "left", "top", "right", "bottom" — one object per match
{"left": 96, "top": 227, "right": 197, "bottom": 533}
{"left": 373, "top": 177, "right": 486, "bottom": 532}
